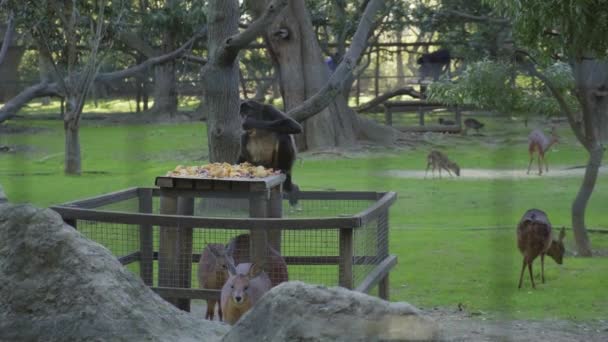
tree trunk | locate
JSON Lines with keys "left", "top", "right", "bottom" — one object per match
{"left": 150, "top": 2, "right": 178, "bottom": 114}
{"left": 204, "top": 0, "right": 242, "bottom": 163}
{"left": 569, "top": 58, "right": 608, "bottom": 256}
{"left": 395, "top": 32, "right": 405, "bottom": 88}
{"left": 571, "top": 145, "right": 602, "bottom": 257}
{"left": 64, "top": 116, "right": 81, "bottom": 175}
{"left": 151, "top": 59, "right": 178, "bottom": 114}
{"left": 252, "top": 0, "right": 358, "bottom": 150}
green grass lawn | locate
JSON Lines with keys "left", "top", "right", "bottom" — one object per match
{"left": 1, "top": 115, "right": 607, "bottom": 321}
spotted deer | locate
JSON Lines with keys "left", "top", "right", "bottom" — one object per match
{"left": 527, "top": 127, "right": 559, "bottom": 175}
{"left": 425, "top": 150, "right": 460, "bottom": 178}
{"left": 517, "top": 209, "right": 565, "bottom": 289}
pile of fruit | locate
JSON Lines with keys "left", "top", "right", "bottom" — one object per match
{"left": 166, "top": 162, "right": 280, "bottom": 179}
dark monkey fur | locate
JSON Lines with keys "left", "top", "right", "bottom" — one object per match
{"left": 237, "top": 100, "right": 302, "bottom": 206}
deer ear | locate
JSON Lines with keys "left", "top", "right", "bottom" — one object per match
{"left": 248, "top": 263, "right": 265, "bottom": 278}
{"left": 226, "top": 259, "right": 237, "bottom": 276}
{"left": 559, "top": 227, "right": 566, "bottom": 241}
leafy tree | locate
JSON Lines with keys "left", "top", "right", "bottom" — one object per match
{"left": 431, "top": 0, "right": 608, "bottom": 256}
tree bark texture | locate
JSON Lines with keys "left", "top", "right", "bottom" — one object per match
{"left": 0, "top": 11, "right": 15, "bottom": 67}
{"left": 204, "top": 0, "right": 242, "bottom": 163}
{"left": 64, "top": 116, "right": 81, "bottom": 174}
{"left": 252, "top": 0, "right": 358, "bottom": 150}
{"left": 151, "top": 20, "right": 178, "bottom": 114}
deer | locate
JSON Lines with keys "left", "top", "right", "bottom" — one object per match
{"left": 227, "top": 233, "right": 288, "bottom": 287}
{"left": 527, "top": 127, "right": 559, "bottom": 175}
{"left": 425, "top": 150, "right": 460, "bottom": 179}
{"left": 221, "top": 262, "right": 272, "bottom": 325}
{"left": 517, "top": 209, "right": 566, "bottom": 289}
{"left": 197, "top": 243, "right": 235, "bottom": 321}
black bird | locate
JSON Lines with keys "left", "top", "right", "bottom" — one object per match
{"left": 464, "top": 118, "right": 484, "bottom": 134}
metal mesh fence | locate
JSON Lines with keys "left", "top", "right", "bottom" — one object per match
{"left": 65, "top": 192, "right": 393, "bottom": 299}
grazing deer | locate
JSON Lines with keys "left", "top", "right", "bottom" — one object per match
{"left": 527, "top": 127, "right": 559, "bottom": 175}
{"left": 517, "top": 209, "right": 565, "bottom": 289}
{"left": 464, "top": 118, "right": 484, "bottom": 134}
{"left": 197, "top": 243, "right": 235, "bottom": 321}
{"left": 438, "top": 118, "right": 456, "bottom": 125}
{"left": 227, "top": 234, "right": 288, "bottom": 287}
{"left": 425, "top": 150, "right": 460, "bottom": 178}
{"left": 221, "top": 262, "right": 272, "bottom": 325}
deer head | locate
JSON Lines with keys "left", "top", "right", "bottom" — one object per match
{"left": 546, "top": 227, "right": 566, "bottom": 264}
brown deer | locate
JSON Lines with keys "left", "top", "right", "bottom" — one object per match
{"left": 464, "top": 118, "right": 484, "bottom": 134}
{"left": 517, "top": 209, "right": 566, "bottom": 289}
{"left": 221, "top": 262, "right": 272, "bottom": 325}
{"left": 197, "top": 243, "right": 234, "bottom": 321}
{"left": 527, "top": 127, "right": 559, "bottom": 175}
{"left": 227, "top": 233, "right": 288, "bottom": 287}
{"left": 425, "top": 150, "right": 460, "bottom": 178}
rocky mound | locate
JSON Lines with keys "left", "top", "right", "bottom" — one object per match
{"left": 222, "top": 281, "right": 438, "bottom": 342}
{"left": 0, "top": 204, "right": 228, "bottom": 342}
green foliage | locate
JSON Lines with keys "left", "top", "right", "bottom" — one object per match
{"left": 485, "top": 0, "right": 608, "bottom": 58}
{"left": 428, "top": 60, "right": 579, "bottom": 117}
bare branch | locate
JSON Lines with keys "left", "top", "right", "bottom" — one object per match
{"left": 96, "top": 29, "right": 205, "bottom": 82}
{"left": 217, "top": 0, "right": 288, "bottom": 64}
{"left": 0, "top": 11, "right": 15, "bottom": 66}
{"left": 355, "top": 87, "right": 422, "bottom": 112}
{"left": 287, "top": 0, "right": 386, "bottom": 122}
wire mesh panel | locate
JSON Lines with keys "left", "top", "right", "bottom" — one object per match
{"left": 53, "top": 189, "right": 396, "bottom": 305}
{"left": 77, "top": 220, "right": 140, "bottom": 274}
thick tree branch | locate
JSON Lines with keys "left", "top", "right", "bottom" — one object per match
{"left": 217, "top": 0, "right": 288, "bottom": 64}
{"left": 287, "top": 0, "right": 386, "bottom": 122}
{"left": 0, "top": 82, "right": 61, "bottom": 122}
{"left": 355, "top": 86, "right": 422, "bottom": 112}
{"left": 516, "top": 51, "right": 589, "bottom": 149}
{"left": 0, "top": 11, "right": 15, "bottom": 66}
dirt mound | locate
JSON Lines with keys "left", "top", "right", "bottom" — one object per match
{"left": 0, "top": 204, "right": 228, "bottom": 342}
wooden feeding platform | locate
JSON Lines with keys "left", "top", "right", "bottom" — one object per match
{"left": 51, "top": 177, "right": 398, "bottom": 313}
{"left": 383, "top": 100, "right": 465, "bottom": 133}
{"left": 154, "top": 174, "right": 285, "bottom": 311}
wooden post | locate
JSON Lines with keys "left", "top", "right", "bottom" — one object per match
{"left": 176, "top": 196, "right": 194, "bottom": 311}
{"left": 138, "top": 188, "right": 154, "bottom": 286}
{"left": 377, "top": 208, "right": 390, "bottom": 300}
{"left": 418, "top": 106, "right": 425, "bottom": 126}
{"left": 384, "top": 105, "right": 393, "bottom": 126}
{"left": 158, "top": 191, "right": 180, "bottom": 308}
{"left": 339, "top": 228, "right": 353, "bottom": 289}
{"left": 267, "top": 187, "right": 283, "bottom": 253}
{"left": 249, "top": 192, "right": 269, "bottom": 269}
{"left": 454, "top": 105, "right": 462, "bottom": 128}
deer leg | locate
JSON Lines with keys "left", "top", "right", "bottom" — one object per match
{"left": 537, "top": 153, "right": 543, "bottom": 175}
{"left": 528, "top": 262, "right": 536, "bottom": 289}
{"left": 206, "top": 299, "right": 216, "bottom": 320}
{"left": 518, "top": 259, "right": 526, "bottom": 289}
{"left": 526, "top": 153, "right": 534, "bottom": 175}
{"left": 545, "top": 155, "right": 549, "bottom": 173}
{"left": 541, "top": 254, "right": 545, "bottom": 284}
{"left": 439, "top": 168, "right": 442, "bottom": 179}
{"left": 218, "top": 303, "right": 223, "bottom": 322}
{"left": 425, "top": 162, "right": 431, "bottom": 179}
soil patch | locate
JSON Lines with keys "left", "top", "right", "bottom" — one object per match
{"left": 382, "top": 166, "right": 608, "bottom": 180}
{"left": 424, "top": 307, "right": 608, "bottom": 341}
